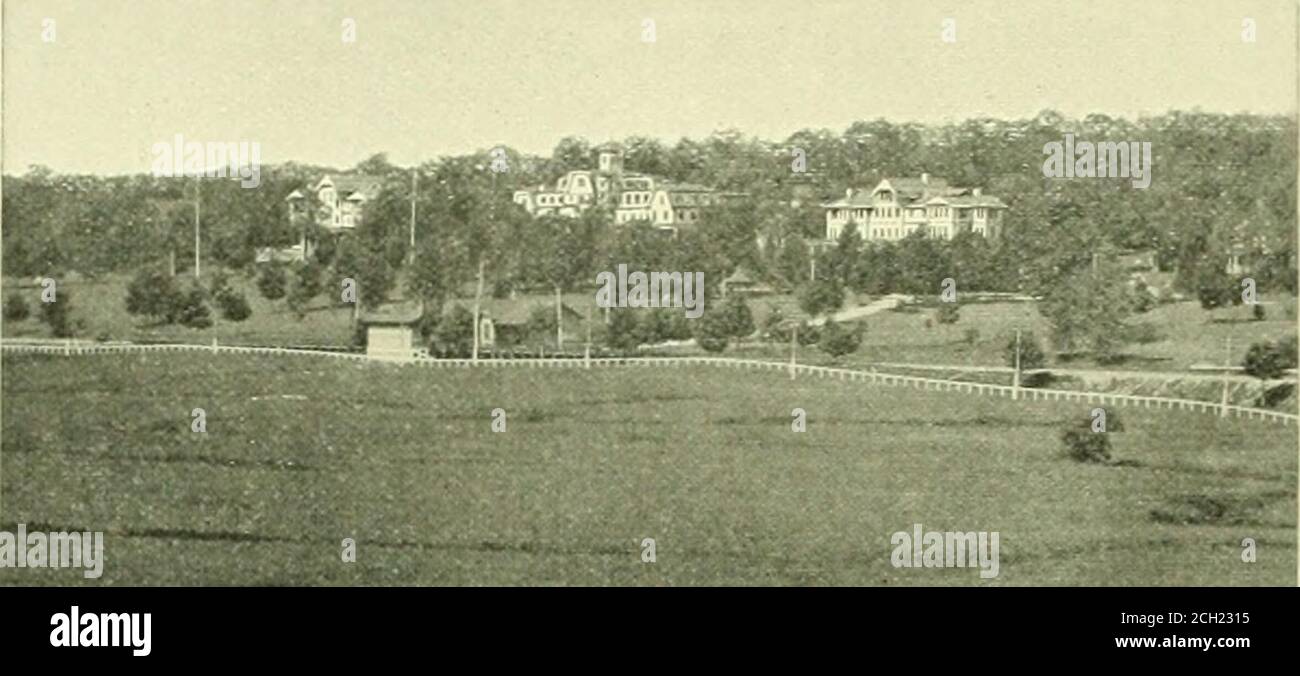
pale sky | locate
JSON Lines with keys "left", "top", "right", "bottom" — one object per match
{"left": 3, "top": 0, "right": 1296, "bottom": 175}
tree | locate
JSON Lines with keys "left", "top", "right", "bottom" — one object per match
{"left": 529, "top": 213, "right": 599, "bottom": 350}
{"left": 175, "top": 283, "right": 213, "bottom": 329}
{"left": 823, "top": 225, "right": 864, "bottom": 290}
{"left": 718, "top": 297, "right": 756, "bottom": 339}
{"left": 40, "top": 289, "right": 76, "bottom": 337}
{"left": 125, "top": 269, "right": 185, "bottom": 323}
{"left": 432, "top": 305, "right": 475, "bottom": 357}
{"left": 257, "top": 264, "right": 288, "bottom": 300}
{"left": 606, "top": 308, "right": 641, "bottom": 353}
{"left": 798, "top": 278, "right": 845, "bottom": 317}
{"left": 1242, "top": 335, "right": 1298, "bottom": 380}
{"left": 1037, "top": 266, "right": 1133, "bottom": 359}
{"left": 4, "top": 293, "right": 30, "bottom": 321}
{"left": 286, "top": 262, "right": 323, "bottom": 319}
{"left": 1006, "top": 331, "right": 1047, "bottom": 371}
{"left": 216, "top": 288, "right": 252, "bottom": 322}
{"left": 692, "top": 309, "right": 731, "bottom": 353}
{"left": 1060, "top": 423, "right": 1112, "bottom": 464}
{"left": 818, "top": 319, "right": 862, "bottom": 358}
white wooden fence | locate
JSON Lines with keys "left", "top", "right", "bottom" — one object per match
{"left": 3, "top": 340, "right": 1295, "bottom": 425}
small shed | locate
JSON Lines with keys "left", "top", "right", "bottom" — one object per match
{"left": 359, "top": 300, "right": 424, "bottom": 360}
{"left": 721, "top": 266, "right": 774, "bottom": 298}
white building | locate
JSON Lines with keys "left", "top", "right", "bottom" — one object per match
{"left": 513, "top": 143, "right": 739, "bottom": 235}
{"left": 822, "top": 174, "right": 1007, "bottom": 242}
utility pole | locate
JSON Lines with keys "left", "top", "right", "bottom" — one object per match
{"left": 585, "top": 304, "right": 592, "bottom": 368}
{"left": 1220, "top": 335, "right": 1232, "bottom": 417}
{"left": 789, "top": 323, "right": 798, "bottom": 379}
{"left": 472, "top": 171, "right": 496, "bottom": 362}
{"left": 409, "top": 168, "right": 417, "bottom": 265}
{"left": 1012, "top": 329, "right": 1021, "bottom": 399}
{"left": 193, "top": 177, "right": 201, "bottom": 279}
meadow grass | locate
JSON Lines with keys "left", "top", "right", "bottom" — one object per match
{"left": 1, "top": 352, "right": 1294, "bottom": 585}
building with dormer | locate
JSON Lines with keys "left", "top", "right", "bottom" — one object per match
{"left": 512, "top": 143, "right": 739, "bottom": 235}
{"left": 822, "top": 174, "right": 1007, "bottom": 242}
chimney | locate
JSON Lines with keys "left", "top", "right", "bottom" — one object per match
{"left": 921, "top": 172, "right": 929, "bottom": 185}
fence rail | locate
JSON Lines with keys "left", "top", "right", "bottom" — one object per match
{"left": 3, "top": 340, "right": 1295, "bottom": 425}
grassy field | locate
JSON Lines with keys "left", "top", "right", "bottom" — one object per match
{"left": 2, "top": 273, "right": 356, "bottom": 347}
{"left": 5, "top": 274, "right": 1294, "bottom": 376}
{"left": 2, "top": 352, "right": 1294, "bottom": 586}
{"left": 744, "top": 295, "right": 1298, "bottom": 373}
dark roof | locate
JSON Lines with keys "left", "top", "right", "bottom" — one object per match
{"left": 478, "top": 297, "right": 584, "bottom": 325}
{"left": 318, "top": 174, "right": 383, "bottom": 200}
{"left": 359, "top": 300, "right": 423, "bottom": 325}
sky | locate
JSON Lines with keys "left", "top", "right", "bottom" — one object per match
{"left": 3, "top": 0, "right": 1296, "bottom": 175}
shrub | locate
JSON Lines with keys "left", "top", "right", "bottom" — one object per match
{"left": 818, "top": 319, "right": 862, "bottom": 358}
{"left": 216, "top": 288, "right": 252, "bottom": 322}
{"left": 4, "top": 293, "right": 30, "bottom": 321}
{"left": 963, "top": 327, "right": 980, "bottom": 345}
{"left": 257, "top": 264, "right": 288, "bottom": 300}
{"left": 287, "top": 264, "right": 322, "bottom": 319}
{"left": 605, "top": 308, "right": 642, "bottom": 353}
{"left": 432, "top": 305, "right": 475, "bottom": 357}
{"left": 125, "top": 269, "right": 184, "bottom": 323}
{"left": 936, "top": 303, "right": 960, "bottom": 324}
{"left": 797, "top": 278, "right": 844, "bottom": 317}
{"left": 40, "top": 289, "right": 76, "bottom": 337}
{"left": 718, "top": 298, "right": 756, "bottom": 339}
{"left": 634, "top": 309, "right": 671, "bottom": 345}
{"left": 1005, "top": 331, "right": 1046, "bottom": 371}
{"left": 1060, "top": 427, "right": 1112, "bottom": 464}
{"left": 176, "top": 285, "right": 213, "bottom": 329}
{"left": 1242, "top": 336, "right": 1298, "bottom": 380}
{"left": 692, "top": 309, "right": 731, "bottom": 353}
{"left": 796, "top": 321, "right": 820, "bottom": 346}
{"left": 1252, "top": 303, "right": 1266, "bottom": 321}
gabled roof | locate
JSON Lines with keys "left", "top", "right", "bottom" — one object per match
{"left": 315, "top": 174, "right": 383, "bottom": 201}
{"left": 359, "top": 300, "right": 424, "bottom": 326}
{"left": 820, "top": 190, "right": 875, "bottom": 208}
{"left": 479, "top": 297, "right": 584, "bottom": 325}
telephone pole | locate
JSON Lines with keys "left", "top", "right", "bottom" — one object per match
{"left": 1012, "top": 329, "right": 1021, "bottom": 399}
{"left": 409, "top": 168, "right": 418, "bottom": 265}
{"left": 193, "top": 177, "right": 201, "bottom": 278}
{"left": 789, "top": 323, "right": 798, "bottom": 379}
{"left": 1220, "top": 335, "right": 1232, "bottom": 417}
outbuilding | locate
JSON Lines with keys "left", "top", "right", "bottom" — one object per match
{"left": 358, "top": 301, "right": 424, "bottom": 361}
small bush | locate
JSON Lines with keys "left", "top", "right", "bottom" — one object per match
{"left": 216, "top": 288, "right": 252, "bottom": 322}
{"left": 176, "top": 286, "right": 213, "bottom": 329}
{"left": 40, "top": 289, "right": 76, "bottom": 337}
{"left": 963, "top": 327, "right": 980, "bottom": 345}
{"left": 692, "top": 309, "right": 731, "bottom": 354}
{"left": 257, "top": 264, "right": 288, "bottom": 300}
{"left": 1005, "top": 331, "right": 1046, "bottom": 371}
{"left": 1252, "top": 304, "right": 1266, "bottom": 321}
{"left": 1060, "top": 427, "right": 1112, "bottom": 464}
{"left": 125, "top": 269, "right": 184, "bottom": 323}
{"left": 935, "top": 303, "right": 960, "bottom": 324}
{"left": 3, "top": 293, "right": 30, "bottom": 321}
{"left": 818, "top": 319, "right": 862, "bottom": 358}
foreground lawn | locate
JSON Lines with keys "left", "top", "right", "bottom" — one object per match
{"left": 1, "top": 352, "right": 1294, "bottom": 586}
